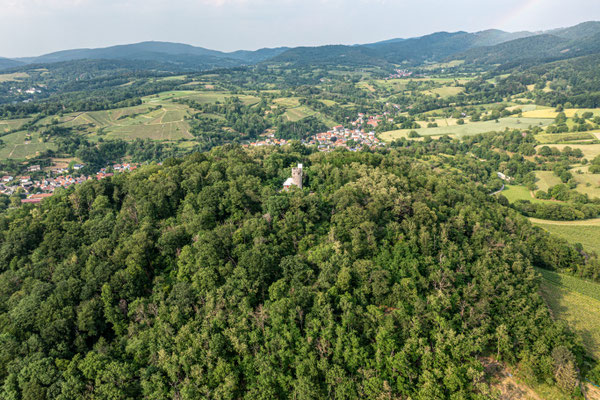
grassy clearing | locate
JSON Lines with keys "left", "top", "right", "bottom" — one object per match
{"left": 501, "top": 185, "right": 557, "bottom": 204}
{"left": 380, "top": 117, "right": 553, "bottom": 141}
{"left": 522, "top": 108, "right": 600, "bottom": 119}
{"left": 572, "top": 171, "right": 600, "bottom": 199}
{"left": 536, "top": 132, "right": 597, "bottom": 144}
{"left": 533, "top": 222, "right": 600, "bottom": 255}
{"left": 284, "top": 106, "right": 316, "bottom": 122}
{"left": 529, "top": 217, "right": 600, "bottom": 226}
{"left": 423, "top": 86, "right": 464, "bottom": 98}
{"left": 534, "top": 171, "right": 563, "bottom": 191}
{"left": 274, "top": 97, "right": 301, "bottom": 107}
{"left": 538, "top": 269, "right": 600, "bottom": 359}
{"left": 144, "top": 91, "right": 259, "bottom": 106}
{"left": 0, "top": 72, "right": 29, "bottom": 83}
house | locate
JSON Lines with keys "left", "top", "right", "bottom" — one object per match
{"left": 73, "top": 164, "right": 85, "bottom": 170}
{"left": 283, "top": 164, "right": 303, "bottom": 190}
{"left": 27, "top": 165, "right": 41, "bottom": 172}
{"left": 2, "top": 176, "right": 13, "bottom": 183}
{"left": 20, "top": 176, "right": 31, "bottom": 183}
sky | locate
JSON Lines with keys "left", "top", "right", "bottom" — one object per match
{"left": 0, "top": 0, "right": 599, "bottom": 57}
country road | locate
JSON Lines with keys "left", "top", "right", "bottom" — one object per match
{"left": 490, "top": 184, "right": 505, "bottom": 196}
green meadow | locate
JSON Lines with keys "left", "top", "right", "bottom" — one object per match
{"left": 380, "top": 116, "right": 553, "bottom": 141}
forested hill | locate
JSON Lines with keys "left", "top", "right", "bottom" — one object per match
{"left": 0, "top": 146, "right": 586, "bottom": 398}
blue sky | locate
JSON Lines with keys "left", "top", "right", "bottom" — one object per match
{"left": 1, "top": 0, "right": 599, "bottom": 57}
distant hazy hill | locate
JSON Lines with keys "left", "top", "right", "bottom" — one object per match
{"left": 270, "top": 29, "right": 536, "bottom": 67}
{"left": 2, "top": 21, "right": 599, "bottom": 72}
{"left": 10, "top": 42, "right": 289, "bottom": 71}
{"left": 0, "top": 57, "right": 24, "bottom": 71}
{"left": 455, "top": 22, "right": 600, "bottom": 65}
{"left": 270, "top": 45, "right": 386, "bottom": 67}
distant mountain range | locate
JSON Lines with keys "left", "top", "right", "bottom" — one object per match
{"left": 1, "top": 21, "right": 600, "bottom": 72}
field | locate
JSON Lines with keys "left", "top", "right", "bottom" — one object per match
{"left": 423, "top": 86, "right": 465, "bottom": 98}
{"left": 535, "top": 132, "right": 597, "bottom": 144}
{"left": 498, "top": 185, "right": 556, "bottom": 204}
{"left": 536, "top": 143, "right": 600, "bottom": 160}
{"left": 0, "top": 131, "right": 56, "bottom": 159}
{"left": 273, "top": 97, "right": 301, "bottom": 108}
{"left": 62, "top": 102, "right": 194, "bottom": 141}
{"left": 380, "top": 116, "right": 553, "bottom": 141}
{"left": 532, "top": 220, "right": 600, "bottom": 255}
{"left": 283, "top": 106, "right": 316, "bottom": 121}
{"left": 534, "top": 171, "right": 563, "bottom": 191}
{"left": 522, "top": 108, "right": 600, "bottom": 119}
{"left": 144, "top": 90, "right": 260, "bottom": 106}
{"left": 538, "top": 269, "right": 600, "bottom": 359}
{"left": 0, "top": 72, "right": 29, "bottom": 83}
{"left": 0, "top": 118, "right": 30, "bottom": 133}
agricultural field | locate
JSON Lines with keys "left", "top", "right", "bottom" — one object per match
{"left": 538, "top": 268, "right": 600, "bottom": 359}
{"left": 572, "top": 169, "right": 600, "bottom": 199}
{"left": 500, "top": 184, "right": 558, "bottom": 204}
{"left": 283, "top": 106, "right": 316, "bottom": 122}
{"left": 535, "top": 132, "right": 597, "bottom": 144}
{"left": 532, "top": 220, "right": 600, "bottom": 255}
{"left": 536, "top": 143, "right": 600, "bottom": 160}
{"left": 273, "top": 97, "right": 301, "bottom": 108}
{"left": 61, "top": 102, "right": 194, "bottom": 141}
{"left": 144, "top": 90, "right": 260, "bottom": 106}
{"left": 0, "top": 130, "right": 56, "bottom": 159}
{"left": 0, "top": 118, "right": 30, "bottom": 133}
{"left": 380, "top": 116, "right": 553, "bottom": 141}
{"left": 0, "top": 72, "right": 29, "bottom": 82}
{"left": 522, "top": 108, "right": 600, "bottom": 119}
{"left": 423, "top": 86, "right": 464, "bottom": 98}
{"left": 534, "top": 171, "right": 563, "bottom": 191}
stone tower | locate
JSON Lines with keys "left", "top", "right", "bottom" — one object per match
{"left": 292, "top": 164, "right": 303, "bottom": 189}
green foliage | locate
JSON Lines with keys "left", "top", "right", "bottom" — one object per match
{"left": 0, "top": 146, "right": 590, "bottom": 398}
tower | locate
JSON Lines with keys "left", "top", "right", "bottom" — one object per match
{"left": 291, "top": 164, "right": 303, "bottom": 189}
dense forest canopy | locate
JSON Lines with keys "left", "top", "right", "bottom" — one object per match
{"left": 0, "top": 146, "right": 591, "bottom": 398}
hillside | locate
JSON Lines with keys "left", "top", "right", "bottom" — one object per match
{"left": 455, "top": 22, "right": 600, "bottom": 66}
{"left": 2, "top": 21, "right": 600, "bottom": 72}
{"left": 0, "top": 146, "right": 587, "bottom": 398}
{"left": 0, "top": 57, "right": 23, "bottom": 71}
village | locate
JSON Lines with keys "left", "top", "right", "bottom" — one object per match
{"left": 0, "top": 162, "right": 139, "bottom": 203}
{"left": 247, "top": 113, "right": 387, "bottom": 151}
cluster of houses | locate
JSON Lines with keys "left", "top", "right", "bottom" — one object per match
{"left": 308, "top": 125, "right": 383, "bottom": 151}
{"left": 0, "top": 162, "right": 139, "bottom": 204}
{"left": 10, "top": 87, "right": 43, "bottom": 95}
{"left": 247, "top": 114, "right": 387, "bottom": 152}
{"left": 350, "top": 112, "right": 395, "bottom": 129}
{"left": 386, "top": 69, "right": 413, "bottom": 79}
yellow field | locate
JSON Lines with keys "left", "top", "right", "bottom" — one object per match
{"left": 536, "top": 143, "right": 600, "bottom": 160}
{"left": 423, "top": 86, "right": 464, "bottom": 98}
{"left": 381, "top": 117, "right": 554, "bottom": 141}
{"left": 522, "top": 108, "right": 600, "bottom": 119}
{"left": 273, "top": 97, "right": 301, "bottom": 107}
{"left": 529, "top": 217, "right": 600, "bottom": 226}
{"left": 0, "top": 72, "right": 29, "bottom": 83}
